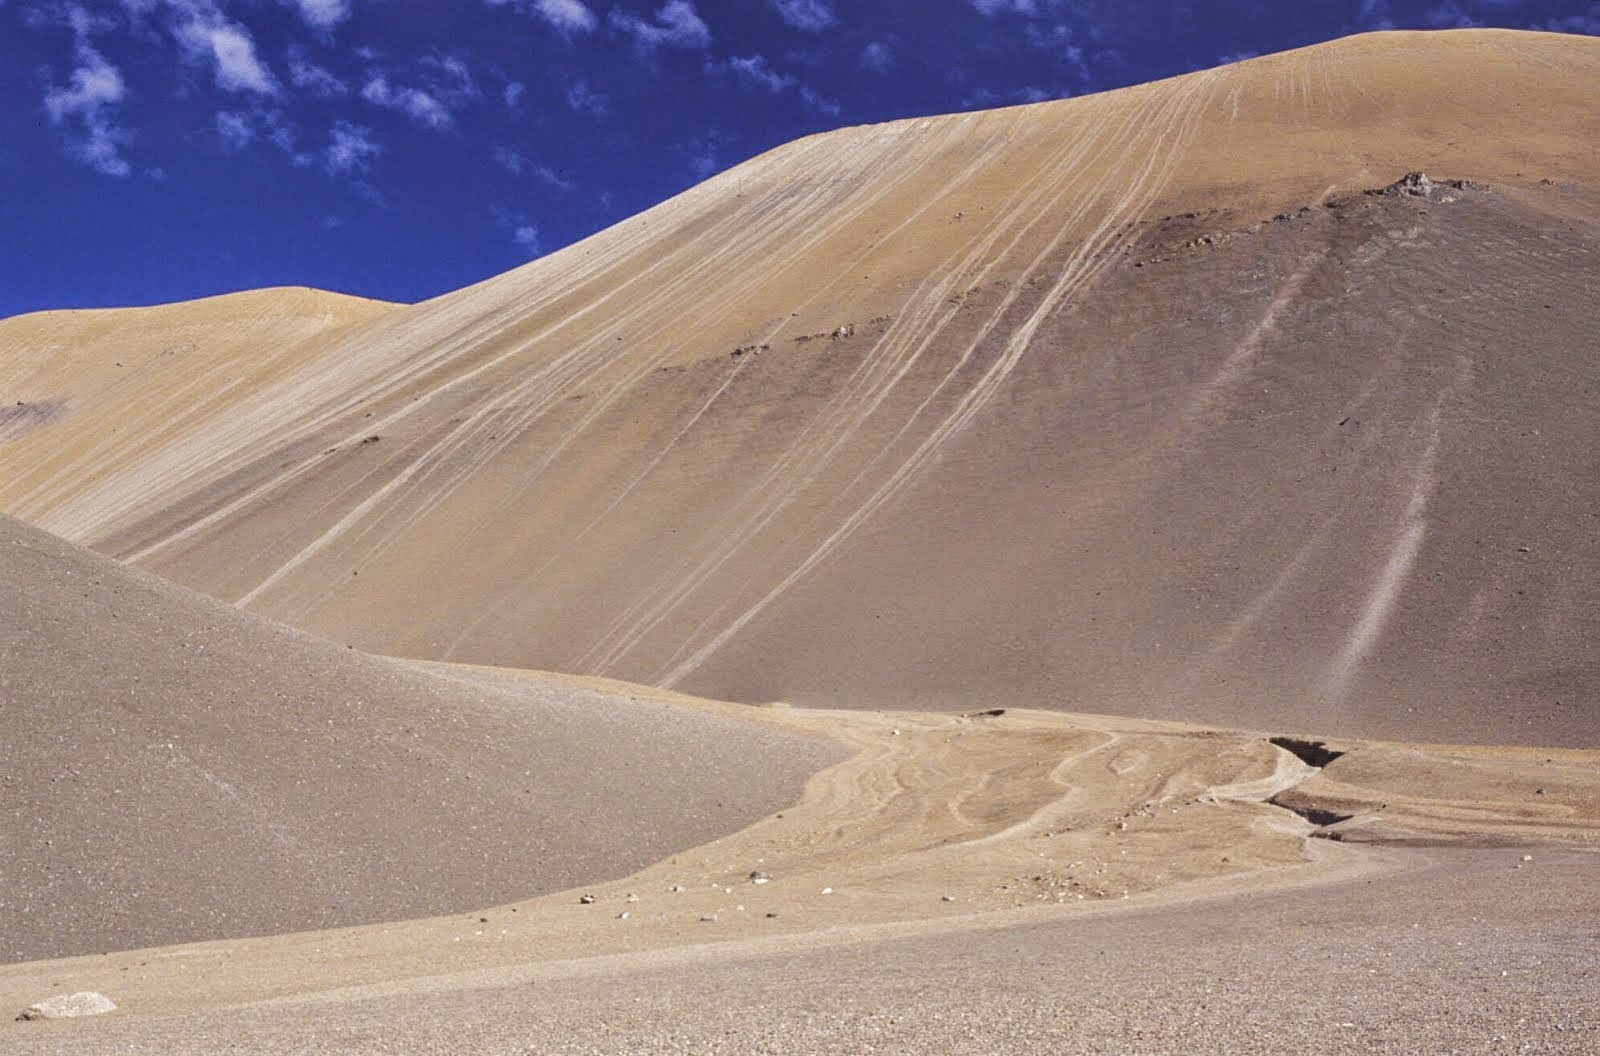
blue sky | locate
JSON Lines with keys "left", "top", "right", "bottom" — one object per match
{"left": 2, "top": 0, "right": 1596, "bottom": 318}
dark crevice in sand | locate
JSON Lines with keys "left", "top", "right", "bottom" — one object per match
{"left": 1268, "top": 737, "right": 1345, "bottom": 768}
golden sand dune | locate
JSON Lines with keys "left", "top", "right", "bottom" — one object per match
{"left": 0, "top": 514, "right": 839, "bottom": 963}
{"left": 2, "top": 30, "right": 1597, "bottom": 745}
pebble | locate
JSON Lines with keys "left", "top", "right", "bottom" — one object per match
{"left": 941, "top": 895, "right": 957, "bottom": 902}
{"left": 820, "top": 887, "right": 834, "bottom": 895}
{"left": 579, "top": 894, "right": 597, "bottom": 905}
{"left": 616, "top": 911, "right": 630, "bottom": 920}
{"left": 749, "top": 871, "right": 771, "bottom": 884}
{"left": 700, "top": 913, "right": 719, "bottom": 923}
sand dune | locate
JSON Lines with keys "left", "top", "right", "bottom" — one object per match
{"left": 0, "top": 514, "right": 839, "bottom": 963}
{"left": 2, "top": 30, "right": 1597, "bottom": 745}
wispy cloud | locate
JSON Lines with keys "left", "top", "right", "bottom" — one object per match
{"left": 704, "top": 53, "right": 839, "bottom": 114}
{"left": 513, "top": 224, "right": 541, "bottom": 254}
{"left": 860, "top": 40, "right": 893, "bottom": 73}
{"left": 770, "top": 0, "right": 835, "bottom": 32}
{"left": 362, "top": 76, "right": 451, "bottom": 127}
{"left": 494, "top": 146, "right": 576, "bottom": 191}
{"left": 288, "top": 51, "right": 349, "bottom": 97}
{"left": 609, "top": 1, "right": 711, "bottom": 49}
{"left": 565, "top": 78, "right": 608, "bottom": 115}
{"left": 485, "top": 0, "right": 599, "bottom": 34}
{"left": 215, "top": 108, "right": 254, "bottom": 150}
{"left": 359, "top": 55, "right": 478, "bottom": 129}
{"left": 970, "top": 0, "right": 1037, "bottom": 15}
{"left": 45, "top": 41, "right": 132, "bottom": 177}
{"left": 288, "top": 0, "right": 351, "bottom": 30}
{"left": 707, "top": 53, "right": 793, "bottom": 93}
{"left": 325, "top": 119, "right": 380, "bottom": 174}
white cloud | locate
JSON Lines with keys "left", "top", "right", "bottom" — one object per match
{"left": 419, "top": 54, "right": 478, "bottom": 104}
{"left": 485, "top": 0, "right": 597, "bottom": 33}
{"left": 176, "top": 19, "right": 279, "bottom": 95}
{"left": 609, "top": 0, "right": 711, "bottom": 49}
{"left": 494, "top": 145, "right": 527, "bottom": 173}
{"left": 536, "top": 164, "right": 574, "bottom": 191}
{"left": 358, "top": 57, "right": 477, "bottom": 129}
{"left": 709, "top": 53, "right": 793, "bottom": 93}
{"left": 970, "top": 0, "right": 1036, "bottom": 14}
{"left": 215, "top": 109, "right": 254, "bottom": 149}
{"left": 705, "top": 53, "right": 837, "bottom": 114}
{"left": 289, "top": 53, "right": 349, "bottom": 97}
{"left": 770, "top": 0, "right": 834, "bottom": 32}
{"left": 44, "top": 45, "right": 132, "bottom": 177}
{"left": 860, "top": 40, "right": 892, "bottom": 73}
{"left": 325, "top": 119, "right": 380, "bottom": 173}
{"left": 513, "top": 225, "right": 541, "bottom": 255}
{"left": 534, "top": 0, "right": 597, "bottom": 33}
{"left": 503, "top": 80, "right": 526, "bottom": 107}
{"left": 494, "top": 147, "right": 575, "bottom": 192}
{"left": 362, "top": 76, "right": 452, "bottom": 128}
{"left": 290, "top": 0, "right": 350, "bottom": 29}
{"left": 565, "top": 79, "right": 608, "bottom": 115}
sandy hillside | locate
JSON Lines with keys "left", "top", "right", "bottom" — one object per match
{"left": 2, "top": 674, "right": 1595, "bottom": 1049}
{"left": 0, "top": 514, "right": 840, "bottom": 963}
{"left": 1, "top": 29, "right": 1596, "bottom": 745}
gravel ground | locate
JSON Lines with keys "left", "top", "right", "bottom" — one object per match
{"left": 8, "top": 845, "right": 1595, "bottom": 1054}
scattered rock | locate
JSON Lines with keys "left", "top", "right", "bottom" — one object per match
{"left": 625, "top": 893, "right": 639, "bottom": 903}
{"left": 667, "top": 884, "right": 685, "bottom": 893}
{"left": 700, "top": 913, "right": 719, "bottom": 923}
{"left": 578, "top": 894, "right": 597, "bottom": 905}
{"left": 1522, "top": 854, "right": 1534, "bottom": 862}
{"left": 941, "top": 895, "right": 957, "bottom": 903}
{"left": 748, "top": 871, "right": 771, "bottom": 884}
{"left": 616, "top": 911, "right": 631, "bottom": 920}
{"left": 765, "top": 911, "right": 780, "bottom": 919}
{"left": 361, "top": 435, "right": 381, "bottom": 445}
{"left": 820, "top": 887, "right": 834, "bottom": 895}
{"left": 1366, "top": 171, "right": 1469, "bottom": 200}
{"left": 17, "top": 993, "right": 117, "bottom": 1021}
{"left": 831, "top": 323, "right": 855, "bottom": 340}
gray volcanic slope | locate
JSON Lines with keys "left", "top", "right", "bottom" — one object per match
{"left": 2, "top": 30, "right": 1597, "bottom": 746}
{"left": 6, "top": 847, "right": 1595, "bottom": 1054}
{"left": 0, "top": 515, "right": 840, "bottom": 963}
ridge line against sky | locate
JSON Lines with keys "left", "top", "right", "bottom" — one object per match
{"left": 2, "top": 1, "right": 1597, "bottom": 319}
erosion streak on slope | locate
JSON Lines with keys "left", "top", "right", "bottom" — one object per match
{"left": 129, "top": 136, "right": 848, "bottom": 575}
{"left": 305, "top": 123, "right": 1016, "bottom": 623}
{"left": 656, "top": 72, "right": 1223, "bottom": 685}
{"left": 1323, "top": 356, "right": 1468, "bottom": 701}
{"left": 234, "top": 123, "right": 966, "bottom": 611}
{"left": 578, "top": 80, "right": 1196, "bottom": 676}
